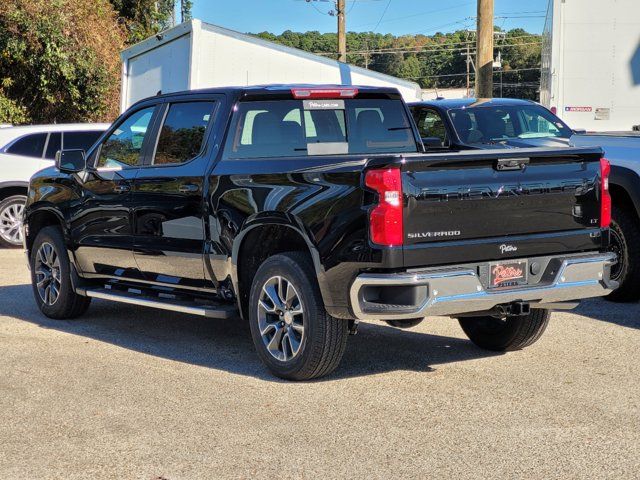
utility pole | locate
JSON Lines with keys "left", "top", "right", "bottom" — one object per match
{"left": 364, "top": 40, "right": 370, "bottom": 69}
{"left": 460, "top": 31, "right": 476, "bottom": 97}
{"left": 337, "top": 0, "right": 346, "bottom": 62}
{"left": 476, "top": 0, "right": 494, "bottom": 98}
{"left": 465, "top": 42, "right": 471, "bottom": 97}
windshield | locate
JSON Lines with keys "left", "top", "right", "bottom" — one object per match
{"left": 448, "top": 104, "right": 572, "bottom": 144}
{"left": 223, "top": 98, "right": 417, "bottom": 159}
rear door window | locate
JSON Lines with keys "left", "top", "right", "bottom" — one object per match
{"left": 6, "top": 133, "right": 47, "bottom": 158}
{"left": 153, "top": 101, "right": 215, "bottom": 165}
{"left": 415, "top": 109, "right": 447, "bottom": 146}
{"left": 223, "top": 99, "right": 416, "bottom": 159}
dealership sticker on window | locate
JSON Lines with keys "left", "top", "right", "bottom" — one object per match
{"left": 565, "top": 106, "right": 592, "bottom": 112}
{"left": 303, "top": 99, "right": 345, "bottom": 110}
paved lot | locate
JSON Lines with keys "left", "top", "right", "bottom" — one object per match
{"left": 0, "top": 249, "right": 638, "bottom": 479}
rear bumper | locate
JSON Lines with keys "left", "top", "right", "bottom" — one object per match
{"left": 349, "top": 252, "right": 617, "bottom": 320}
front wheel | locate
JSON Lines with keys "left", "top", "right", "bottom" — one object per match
{"left": 30, "top": 226, "right": 91, "bottom": 319}
{"left": 248, "top": 252, "right": 348, "bottom": 380}
{"left": 458, "top": 309, "right": 550, "bottom": 351}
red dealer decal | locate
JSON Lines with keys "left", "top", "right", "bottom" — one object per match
{"left": 565, "top": 106, "right": 592, "bottom": 112}
{"left": 491, "top": 263, "right": 526, "bottom": 287}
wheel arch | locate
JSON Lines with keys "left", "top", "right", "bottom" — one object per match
{"left": 231, "top": 216, "right": 333, "bottom": 320}
{"left": 24, "top": 206, "right": 67, "bottom": 255}
{"left": 0, "top": 181, "right": 29, "bottom": 202}
{"left": 610, "top": 166, "right": 640, "bottom": 221}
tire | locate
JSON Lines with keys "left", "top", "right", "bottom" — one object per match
{"left": 29, "top": 226, "right": 91, "bottom": 319}
{"left": 248, "top": 252, "right": 348, "bottom": 380}
{"left": 0, "top": 195, "right": 27, "bottom": 248}
{"left": 458, "top": 309, "right": 550, "bottom": 352}
{"left": 605, "top": 206, "right": 640, "bottom": 302}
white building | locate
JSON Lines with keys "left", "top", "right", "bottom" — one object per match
{"left": 120, "top": 19, "right": 422, "bottom": 112}
{"left": 540, "top": 0, "right": 640, "bottom": 131}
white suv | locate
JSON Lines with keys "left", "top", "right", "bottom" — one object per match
{"left": 0, "top": 123, "right": 109, "bottom": 247}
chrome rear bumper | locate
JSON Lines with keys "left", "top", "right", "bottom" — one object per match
{"left": 349, "top": 252, "right": 617, "bottom": 321}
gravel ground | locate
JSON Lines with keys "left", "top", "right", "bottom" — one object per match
{"left": 0, "top": 249, "right": 638, "bottom": 479}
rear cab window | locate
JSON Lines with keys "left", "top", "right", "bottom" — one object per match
{"left": 223, "top": 97, "right": 417, "bottom": 159}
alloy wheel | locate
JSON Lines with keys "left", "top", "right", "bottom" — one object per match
{"left": 0, "top": 201, "right": 24, "bottom": 246}
{"left": 34, "top": 242, "right": 62, "bottom": 306}
{"left": 257, "top": 275, "right": 305, "bottom": 362}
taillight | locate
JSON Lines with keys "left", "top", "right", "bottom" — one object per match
{"left": 365, "top": 167, "right": 403, "bottom": 246}
{"left": 291, "top": 87, "right": 359, "bottom": 99}
{"left": 600, "top": 158, "right": 611, "bottom": 228}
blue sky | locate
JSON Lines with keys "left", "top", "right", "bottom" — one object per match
{"left": 192, "top": 0, "right": 550, "bottom": 36}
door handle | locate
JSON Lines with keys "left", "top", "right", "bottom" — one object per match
{"left": 178, "top": 184, "right": 200, "bottom": 193}
{"left": 114, "top": 184, "right": 130, "bottom": 193}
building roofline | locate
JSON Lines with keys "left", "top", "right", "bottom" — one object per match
{"left": 120, "top": 19, "right": 421, "bottom": 93}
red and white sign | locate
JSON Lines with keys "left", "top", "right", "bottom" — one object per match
{"left": 565, "top": 106, "right": 592, "bottom": 112}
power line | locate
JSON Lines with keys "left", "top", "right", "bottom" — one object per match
{"left": 415, "top": 19, "right": 471, "bottom": 35}
{"left": 314, "top": 40, "right": 542, "bottom": 56}
{"left": 495, "top": 10, "right": 546, "bottom": 15}
{"left": 308, "top": 1, "right": 330, "bottom": 16}
{"left": 407, "top": 67, "right": 542, "bottom": 80}
{"left": 372, "top": 0, "right": 392, "bottom": 32}
{"left": 351, "top": 2, "right": 474, "bottom": 29}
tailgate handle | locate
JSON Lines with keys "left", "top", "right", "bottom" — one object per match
{"left": 495, "top": 157, "right": 530, "bottom": 171}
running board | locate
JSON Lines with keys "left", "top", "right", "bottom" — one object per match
{"left": 77, "top": 288, "right": 238, "bottom": 319}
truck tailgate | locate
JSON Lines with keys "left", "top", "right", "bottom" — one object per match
{"left": 394, "top": 147, "right": 606, "bottom": 265}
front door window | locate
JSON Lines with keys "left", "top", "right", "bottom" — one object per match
{"left": 96, "top": 107, "right": 155, "bottom": 169}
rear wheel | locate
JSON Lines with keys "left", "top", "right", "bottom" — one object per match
{"left": 0, "top": 195, "right": 27, "bottom": 248}
{"left": 606, "top": 206, "right": 640, "bottom": 302}
{"left": 30, "top": 226, "right": 91, "bottom": 319}
{"left": 458, "top": 309, "right": 550, "bottom": 351}
{"left": 248, "top": 252, "right": 348, "bottom": 380}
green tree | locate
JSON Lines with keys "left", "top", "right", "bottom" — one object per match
{"left": 180, "top": 0, "right": 193, "bottom": 22}
{"left": 0, "top": 0, "right": 125, "bottom": 123}
{"left": 109, "top": 0, "right": 176, "bottom": 45}
{"left": 0, "top": 89, "right": 29, "bottom": 124}
{"left": 253, "top": 28, "right": 542, "bottom": 99}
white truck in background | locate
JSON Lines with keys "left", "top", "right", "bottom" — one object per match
{"left": 541, "top": 0, "right": 640, "bottom": 132}
{"left": 119, "top": 19, "right": 423, "bottom": 112}
{"left": 541, "top": 0, "right": 640, "bottom": 300}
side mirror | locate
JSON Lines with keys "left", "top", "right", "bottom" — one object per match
{"left": 422, "top": 136, "right": 443, "bottom": 148}
{"left": 572, "top": 128, "right": 587, "bottom": 135}
{"left": 55, "top": 149, "right": 86, "bottom": 173}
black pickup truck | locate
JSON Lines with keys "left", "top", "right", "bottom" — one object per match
{"left": 23, "top": 85, "right": 616, "bottom": 380}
